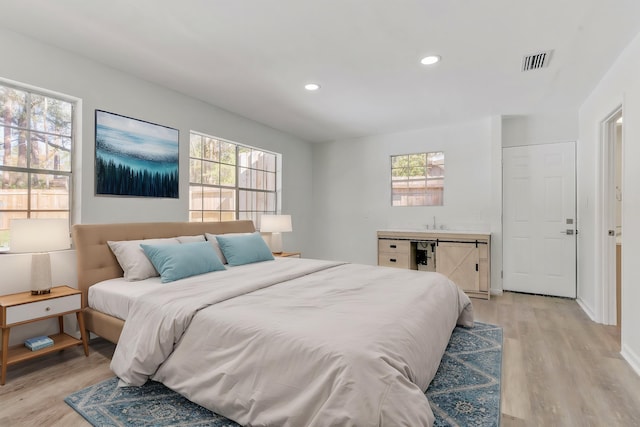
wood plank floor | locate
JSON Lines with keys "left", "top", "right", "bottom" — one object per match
{"left": 473, "top": 292, "right": 640, "bottom": 427}
{"left": 1, "top": 291, "right": 639, "bottom": 426}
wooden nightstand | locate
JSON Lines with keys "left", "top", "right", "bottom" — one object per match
{"left": 0, "top": 285, "right": 89, "bottom": 385}
{"left": 273, "top": 251, "right": 301, "bottom": 258}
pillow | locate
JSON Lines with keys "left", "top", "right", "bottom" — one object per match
{"left": 108, "top": 238, "right": 180, "bottom": 281}
{"left": 205, "top": 232, "right": 252, "bottom": 264}
{"left": 215, "top": 232, "right": 274, "bottom": 266}
{"left": 140, "top": 241, "right": 226, "bottom": 283}
{"left": 176, "top": 234, "right": 206, "bottom": 243}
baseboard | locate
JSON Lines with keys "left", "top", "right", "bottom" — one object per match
{"left": 621, "top": 344, "right": 640, "bottom": 377}
{"left": 576, "top": 297, "right": 596, "bottom": 322}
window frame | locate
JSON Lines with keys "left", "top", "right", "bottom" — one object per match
{"left": 390, "top": 151, "right": 445, "bottom": 207}
{"left": 188, "top": 131, "right": 280, "bottom": 224}
{"left": 0, "top": 79, "right": 77, "bottom": 248}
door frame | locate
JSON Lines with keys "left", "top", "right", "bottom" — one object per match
{"left": 599, "top": 106, "right": 623, "bottom": 325}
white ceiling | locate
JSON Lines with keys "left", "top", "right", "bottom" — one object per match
{"left": 2, "top": 0, "right": 640, "bottom": 142}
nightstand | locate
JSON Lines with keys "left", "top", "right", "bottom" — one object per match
{"left": 273, "top": 251, "right": 301, "bottom": 258}
{"left": 0, "top": 285, "right": 89, "bottom": 385}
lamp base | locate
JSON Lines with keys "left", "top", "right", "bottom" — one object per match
{"left": 31, "top": 252, "right": 53, "bottom": 295}
{"left": 270, "top": 232, "right": 283, "bottom": 253}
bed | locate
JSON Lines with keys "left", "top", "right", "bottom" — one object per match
{"left": 72, "top": 220, "right": 473, "bottom": 427}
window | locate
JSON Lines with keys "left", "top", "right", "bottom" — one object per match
{"left": 189, "top": 131, "right": 278, "bottom": 223}
{"left": 0, "top": 82, "right": 74, "bottom": 249}
{"left": 391, "top": 152, "right": 444, "bottom": 206}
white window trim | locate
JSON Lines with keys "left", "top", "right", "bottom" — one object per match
{"left": 0, "top": 77, "right": 81, "bottom": 225}
{"left": 188, "top": 131, "right": 282, "bottom": 223}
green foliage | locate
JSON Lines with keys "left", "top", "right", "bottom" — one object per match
{"left": 391, "top": 152, "right": 445, "bottom": 178}
{"left": 2, "top": 84, "right": 73, "bottom": 193}
{"left": 392, "top": 153, "right": 427, "bottom": 178}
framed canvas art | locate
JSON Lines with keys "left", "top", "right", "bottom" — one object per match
{"left": 95, "top": 110, "right": 179, "bottom": 198}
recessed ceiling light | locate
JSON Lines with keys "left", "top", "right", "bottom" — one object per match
{"left": 420, "top": 55, "right": 441, "bottom": 65}
{"left": 304, "top": 83, "right": 320, "bottom": 91}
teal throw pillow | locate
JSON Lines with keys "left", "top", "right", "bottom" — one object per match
{"left": 140, "top": 241, "right": 225, "bottom": 283}
{"left": 215, "top": 232, "right": 275, "bottom": 266}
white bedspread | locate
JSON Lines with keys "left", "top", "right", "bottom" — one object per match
{"left": 111, "top": 258, "right": 473, "bottom": 427}
{"left": 89, "top": 276, "right": 161, "bottom": 320}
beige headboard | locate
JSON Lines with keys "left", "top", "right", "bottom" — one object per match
{"left": 72, "top": 220, "right": 256, "bottom": 307}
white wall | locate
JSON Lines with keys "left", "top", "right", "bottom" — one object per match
{"left": 578, "top": 31, "right": 640, "bottom": 374}
{"left": 310, "top": 118, "right": 503, "bottom": 292}
{"left": 0, "top": 28, "right": 314, "bottom": 343}
{"left": 502, "top": 111, "right": 578, "bottom": 147}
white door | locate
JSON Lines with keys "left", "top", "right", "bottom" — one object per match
{"left": 503, "top": 142, "right": 576, "bottom": 298}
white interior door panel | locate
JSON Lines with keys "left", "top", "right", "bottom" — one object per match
{"left": 503, "top": 142, "right": 576, "bottom": 298}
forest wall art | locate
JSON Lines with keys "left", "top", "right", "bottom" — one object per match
{"left": 95, "top": 110, "right": 179, "bottom": 198}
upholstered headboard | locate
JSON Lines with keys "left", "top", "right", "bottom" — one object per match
{"left": 72, "top": 220, "right": 256, "bottom": 308}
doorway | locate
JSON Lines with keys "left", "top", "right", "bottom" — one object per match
{"left": 502, "top": 141, "right": 577, "bottom": 297}
{"left": 601, "top": 107, "right": 623, "bottom": 328}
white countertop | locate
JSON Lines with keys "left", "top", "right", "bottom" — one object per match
{"left": 378, "top": 229, "right": 491, "bottom": 236}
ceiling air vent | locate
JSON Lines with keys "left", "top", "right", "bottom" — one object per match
{"left": 522, "top": 50, "right": 553, "bottom": 72}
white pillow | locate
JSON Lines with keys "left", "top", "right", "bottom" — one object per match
{"left": 108, "top": 238, "right": 180, "bottom": 281}
{"left": 205, "top": 232, "right": 252, "bottom": 264}
{"left": 176, "top": 234, "right": 206, "bottom": 243}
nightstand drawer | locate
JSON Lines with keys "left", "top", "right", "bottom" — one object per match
{"left": 5, "top": 294, "right": 81, "bottom": 326}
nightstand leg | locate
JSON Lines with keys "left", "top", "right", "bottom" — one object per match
{"left": 76, "top": 311, "right": 89, "bottom": 356}
{"left": 58, "top": 316, "right": 64, "bottom": 334}
{"left": 1, "top": 327, "right": 9, "bottom": 385}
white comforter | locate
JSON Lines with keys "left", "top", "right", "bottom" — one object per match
{"left": 111, "top": 258, "right": 473, "bottom": 427}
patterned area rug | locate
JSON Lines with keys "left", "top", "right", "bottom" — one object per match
{"left": 65, "top": 322, "right": 502, "bottom": 427}
{"left": 427, "top": 322, "right": 502, "bottom": 427}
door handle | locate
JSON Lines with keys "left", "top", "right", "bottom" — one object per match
{"left": 561, "top": 229, "right": 575, "bottom": 235}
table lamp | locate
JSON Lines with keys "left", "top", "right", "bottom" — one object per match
{"left": 10, "top": 218, "right": 71, "bottom": 295}
{"left": 260, "top": 214, "right": 292, "bottom": 254}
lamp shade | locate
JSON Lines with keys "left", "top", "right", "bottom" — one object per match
{"left": 10, "top": 218, "right": 70, "bottom": 253}
{"left": 260, "top": 215, "right": 292, "bottom": 233}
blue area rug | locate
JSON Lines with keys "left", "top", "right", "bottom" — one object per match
{"left": 65, "top": 322, "right": 502, "bottom": 427}
{"left": 427, "top": 322, "right": 502, "bottom": 427}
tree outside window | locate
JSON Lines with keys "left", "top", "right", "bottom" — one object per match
{"left": 189, "top": 131, "right": 278, "bottom": 225}
{"left": 0, "top": 84, "right": 74, "bottom": 249}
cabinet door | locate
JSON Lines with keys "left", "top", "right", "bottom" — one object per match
{"left": 435, "top": 242, "right": 479, "bottom": 292}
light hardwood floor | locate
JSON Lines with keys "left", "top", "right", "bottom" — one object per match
{"left": 1, "top": 292, "right": 639, "bottom": 426}
{"left": 473, "top": 292, "right": 640, "bottom": 427}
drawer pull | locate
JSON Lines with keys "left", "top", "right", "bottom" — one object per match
{"left": 389, "top": 258, "right": 397, "bottom": 262}
{"left": 390, "top": 245, "right": 397, "bottom": 249}
{"left": 45, "top": 307, "right": 51, "bottom": 312}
